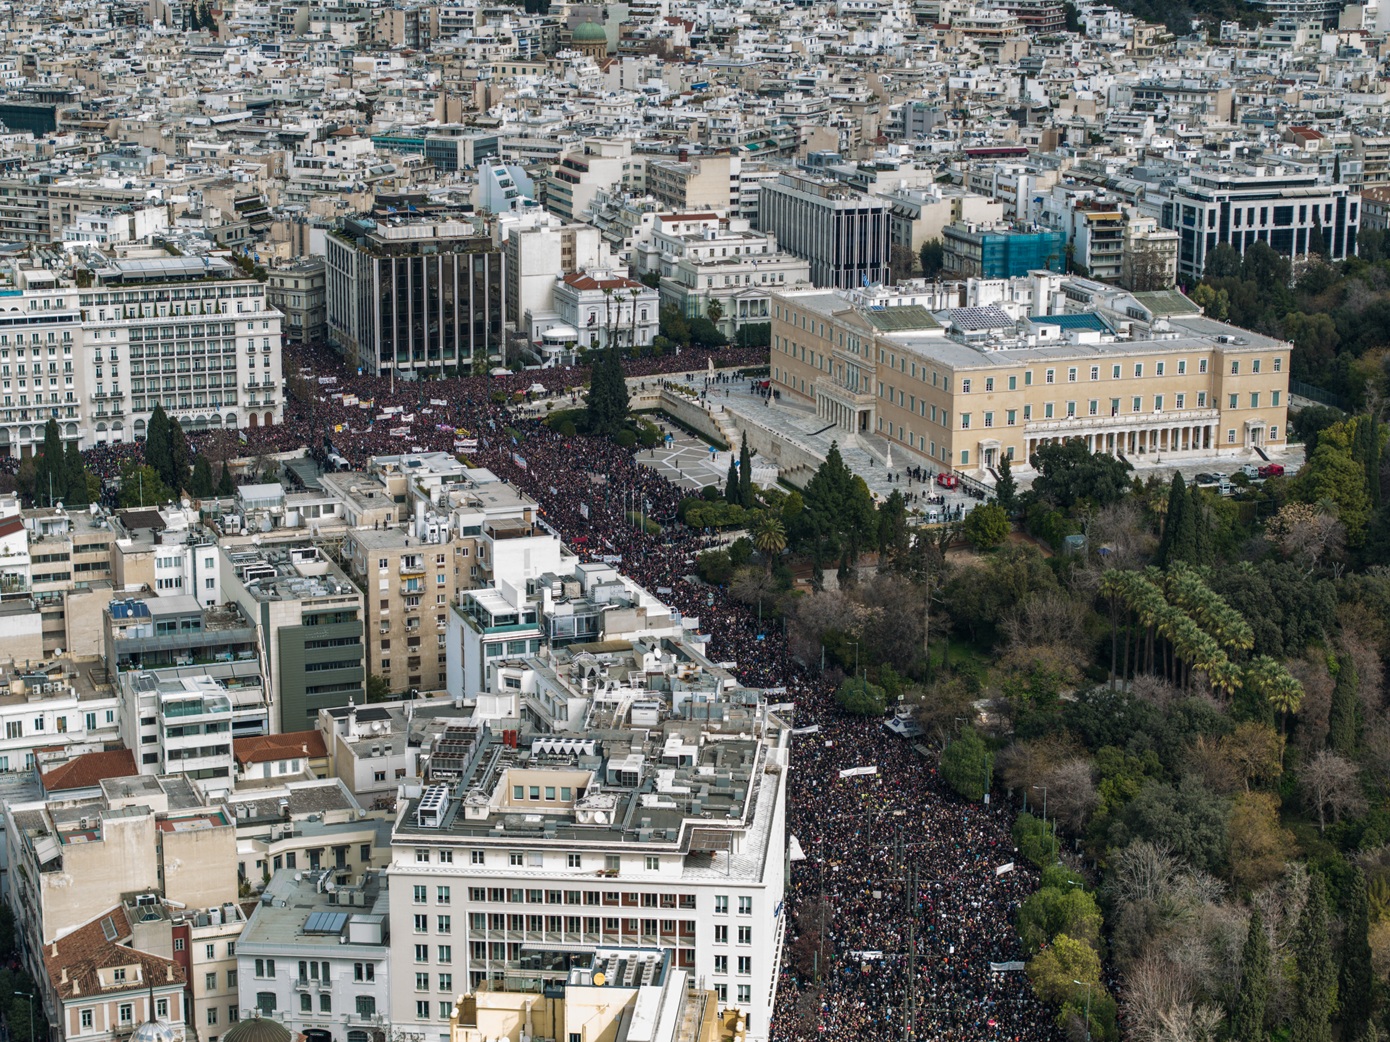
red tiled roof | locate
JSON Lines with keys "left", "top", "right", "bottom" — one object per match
{"left": 562, "top": 272, "right": 645, "bottom": 292}
{"left": 44, "top": 907, "right": 187, "bottom": 1002}
{"left": 41, "top": 748, "right": 138, "bottom": 795}
{"left": 660, "top": 212, "right": 720, "bottom": 223}
{"left": 0, "top": 516, "right": 22, "bottom": 538}
{"left": 233, "top": 730, "right": 327, "bottom": 767}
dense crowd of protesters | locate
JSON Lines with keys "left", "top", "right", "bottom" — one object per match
{"left": 76, "top": 342, "right": 1058, "bottom": 1042}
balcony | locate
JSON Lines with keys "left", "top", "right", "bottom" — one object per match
{"left": 1024, "top": 407, "right": 1220, "bottom": 436}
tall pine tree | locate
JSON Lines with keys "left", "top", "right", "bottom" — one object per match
{"left": 168, "top": 418, "right": 191, "bottom": 493}
{"left": 63, "top": 440, "right": 88, "bottom": 507}
{"left": 995, "top": 454, "right": 1017, "bottom": 514}
{"left": 1230, "top": 908, "right": 1270, "bottom": 1042}
{"left": 191, "top": 456, "right": 215, "bottom": 498}
{"left": 1157, "top": 472, "right": 1194, "bottom": 565}
{"left": 1340, "top": 869, "right": 1374, "bottom": 1042}
{"left": 1329, "top": 653, "right": 1359, "bottom": 756}
{"left": 1291, "top": 875, "right": 1336, "bottom": 1042}
{"left": 217, "top": 461, "right": 235, "bottom": 496}
{"left": 725, "top": 455, "right": 740, "bottom": 505}
{"left": 738, "top": 434, "right": 753, "bottom": 508}
{"left": 33, "top": 418, "right": 65, "bottom": 507}
{"left": 145, "top": 404, "right": 172, "bottom": 489}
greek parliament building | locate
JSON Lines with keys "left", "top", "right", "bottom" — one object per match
{"left": 768, "top": 273, "right": 1291, "bottom": 476}
{"left": 325, "top": 214, "right": 505, "bottom": 379}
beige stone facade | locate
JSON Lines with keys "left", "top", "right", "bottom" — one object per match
{"left": 768, "top": 284, "right": 1291, "bottom": 475}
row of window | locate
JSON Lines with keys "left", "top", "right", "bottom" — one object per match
{"left": 460, "top": 884, "right": 703, "bottom": 909}
{"left": 953, "top": 389, "right": 1283, "bottom": 428}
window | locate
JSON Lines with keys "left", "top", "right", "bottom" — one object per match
{"left": 1229, "top": 394, "right": 1238, "bottom": 409}
{"left": 120, "top": 1005, "right": 134, "bottom": 1025}
{"left": 984, "top": 412, "right": 993, "bottom": 428}
{"left": 414, "top": 914, "right": 428, "bottom": 932}
{"left": 255, "top": 959, "right": 275, "bottom": 978}
{"left": 1156, "top": 362, "right": 1165, "bottom": 376}
{"left": 82, "top": 1011, "right": 93, "bottom": 1030}
{"left": 1009, "top": 375, "right": 1017, "bottom": 390}
{"left": 1230, "top": 361, "right": 1239, "bottom": 375}
{"left": 227, "top": 971, "right": 237, "bottom": 988}
{"left": 1112, "top": 365, "right": 1121, "bottom": 379}
{"left": 1133, "top": 363, "right": 1143, "bottom": 378}
{"left": 985, "top": 378, "right": 994, "bottom": 391}
{"left": 439, "top": 850, "right": 452, "bottom": 864}
{"left": 645, "top": 856, "right": 660, "bottom": 871}
{"left": 414, "top": 885, "right": 427, "bottom": 904}
{"left": 437, "top": 915, "right": 451, "bottom": 934}
{"left": 415, "top": 849, "right": 429, "bottom": 863}
{"left": 472, "top": 850, "right": 486, "bottom": 865}
{"left": 714, "top": 984, "right": 728, "bottom": 1002}
{"left": 300, "top": 996, "right": 311, "bottom": 1014}
{"left": 1044, "top": 403, "right": 1053, "bottom": 419}
{"left": 1199, "top": 359, "right": 1208, "bottom": 374}
{"left": 356, "top": 997, "right": 376, "bottom": 1018}
{"left": 438, "top": 945, "right": 452, "bottom": 964}
{"left": 1272, "top": 391, "right": 1281, "bottom": 406}
{"left": 437, "top": 886, "right": 451, "bottom": 904}
{"left": 567, "top": 853, "right": 582, "bottom": 868}
{"left": 961, "top": 413, "right": 970, "bottom": 429}
{"left": 1271, "top": 426, "right": 1279, "bottom": 440}
{"left": 1045, "top": 369, "right": 1055, "bottom": 384}
{"left": 439, "top": 974, "right": 453, "bottom": 993}
{"left": 738, "top": 926, "right": 752, "bottom": 944}
{"left": 1252, "top": 359, "right": 1261, "bottom": 374}
{"left": 715, "top": 925, "right": 728, "bottom": 944}
{"left": 1274, "top": 357, "right": 1282, "bottom": 372}
{"left": 510, "top": 852, "right": 523, "bottom": 866}
{"left": 1178, "top": 360, "right": 1187, "bottom": 374}
{"left": 1068, "top": 368, "right": 1077, "bottom": 382}
{"left": 1176, "top": 394, "right": 1185, "bottom": 408}
{"left": 355, "top": 963, "right": 375, "bottom": 982}
{"left": 1154, "top": 396, "right": 1163, "bottom": 412}
{"left": 738, "top": 956, "right": 752, "bottom": 974}
{"left": 962, "top": 379, "right": 971, "bottom": 393}
{"left": 1025, "top": 371, "right": 1033, "bottom": 386}
{"left": 206, "top": 972, "right": 218, "bottom": 991}
{"left": 439, "top": 1002, "right": 452, "bottom": 1020}
{"left": 737, "top": 985, "right": 751, "bottom": 1004}
{"left": 1228, "top": 429, "right": 1236, "bottom": 443}
{"left": 715, "top": 896, "right": 729, "bottom": 914}
{"left": 714, "top": 955, "right": 728, "bottom": 974}
{"left": 414, "top": 944, "right": 428, "bottom": 962}
{"left": 174, "top": 938, "right": 185, "bottom": 952}
{"left": 256, "top": 995, "right": 275, "bottom": 1016}
{"left": 416, "top": 1001, "right": 429, "bottom": 1020}
{"left": 416, "top": 972, "right": 429, "bottom": 991}
{"left": 738, "top": 897, "right": 752, "bottom": 914}
{"left": 1090, "top": 366, "right": 1099, "bottom": 380}
{"left": 1132, "top": 397, "right": 1141, "bottom": 413}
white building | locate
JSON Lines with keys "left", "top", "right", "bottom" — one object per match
{"left": 236, "top": 869, "right": 392, "bottom": 1037}
{"left": 551, "top": 271, "right": 659, "bottom": 352}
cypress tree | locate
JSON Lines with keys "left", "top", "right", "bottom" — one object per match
{"left": 1340, "top": 869, "right": 1374, "bottom": 1041}
{"left": 169, "top": 418, "right": 191, "bottom": 493}
{"left": 145, "top": 404, "right": 172, "bottom": 488}
{"left": 995, "top": 454, "right": 1017, "bottom": 514}
{"left": 1230, "top": 908, "right": 1270, "bottom": 1042}
{"left": 1157, "top": 472, "right": 1189, "bottom": 565}
{"left": 217, "top": 461, "right": 235, "bottom": 496}
{"left": 725, "top": 455, "right": 740, "bottom": 505}
{"left": 1329, "top": 654, "right": 1359, "bottom": 756}
{"left": 34, "top": 418, "right": 65, "bottom": 507}
{"left": 191, "top": 456, "right": 215, "bottom": 498}
{"left": 63, "top": 441, "right": 88, "bottom": 507}
{"left": 738, "top": 434, "right": 753, "bottom": 508}
{"left": 1188, "top": 486, "right": 1213, "bottom": 566}
{"left": 1291, "top": 875, "right": 1336, "bottom": 1042}
{"left": 1365, "top": 416, "right": 1382, "bottom": 512}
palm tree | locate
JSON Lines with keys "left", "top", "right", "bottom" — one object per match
{"left": 751, "top": 514, "right": 787, "bottom": 574}
{"left": 1098, "top": 570, "right": 1127, "bottom": 689}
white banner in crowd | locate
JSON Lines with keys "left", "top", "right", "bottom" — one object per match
{"left": 839, "top": 766, "right": 878, "bottom": 778}
{"left": 995, "top": 862, "right": 1016, "bottom": 876}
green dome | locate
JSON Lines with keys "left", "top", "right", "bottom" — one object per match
{"left": 572, "top": 21, "right": 607, "bottom": 43}
{"left": 221, "top": 1019, "right": 292, "bottom": 1042}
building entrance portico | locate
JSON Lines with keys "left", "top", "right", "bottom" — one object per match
{"left": 1024, "top": 408, "right": 1221, "bottom": 461}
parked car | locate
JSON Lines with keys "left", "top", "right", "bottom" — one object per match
{"left": 1258, "top": 463, "right": 1286, "bottom": 478}
{"left": 1194, "top": 472, "right": 1219, "bottom": 485}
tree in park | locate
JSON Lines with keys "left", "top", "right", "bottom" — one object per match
{"left": 1027, "top": 933, "right": 1102, "bottom": 1004}
{"left": 1328, "top": 653, "right": 1359, "bottom": 757}
{"left": 834, "top": 676, "right": 886, "bottom": 717}
{"left": 32, "top": 419, "right": 66, "bottom": 506}
{"left": 994, "top": 454, "right": 1017, "bottom": 514}
{"left": 168, "top": 418, "right": 191, "bottom": 492}
{"left": 586, "top": 348, "right": 629, "bottom": 440}
{"left": 1290, "top": 875, "right": 1336, "bottom": 1042}
{"left": 63, "top": 440, "right": 89, "bottom": 507}
{"left": 797, "top": 442, "right": 876, "bottom": 566}
{"left": 1016, "top": 884, "right": 1104, "bottom": 953}
{"left": 1228, "top": 908, "right": 1270, "bottom": 1042}
{"left": 940, "top": 726, "right": 993, "bottom": 802}
{"left": 750, "top": 513, "right": 786, "bottom": 572}
{"left": 724, "top": 454, "right": 740, "bottom": 505}
{"left": 1029, "top": 439, "right": 1132, "bottom": 510}
{"left": 1157, "top": 472, "right": 1196, "bottom": 566}
{"left": 1340, "top": 868, "right": 1374, "bottom": 1042}
{"left": 962, "top": 502, "right": 1010, "bottom": 551}
{"left": 118, "top": 462, "right": 171, "bottom": 509}
{"left": 738, "top": 434, "right": 753, "bottom": 508}
{"left": 217, "top": 461, "right": 236, "bottom": 496}
{"left": 190, "top": 455, "right": 215, "bottom": 498}
{"left": 145, "top": 404, "right": 172, "bottom": 487}
{"left": 877, "top": 489, "right": 909, "bottom": 560}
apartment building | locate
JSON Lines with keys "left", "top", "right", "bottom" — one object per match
{"left": 221, "top": 544, "right": 366, "bottom": 733}
{"left": 768, "top": 279, "right": 1291, "bottom": 475}
{"left": 497, "top": 210, "right": 616, "bottom": 329}
{"left": 171, "top": 901, "right": 250, "bottom": 1042}
{"left": 545, "top": 140, "right": 635, "bottom": 224}
{"left": 325, "top": 216, "right": 505, "bottom": 380}
{"left": 0, "top": 663, "right": 119, "bottom": 775}
{"left": 645, "top": 154, "right": 740, "bottom": 214}
{"left": 551, "top": 272, "right": 659, "bottom": 352}
{"left": 387, "top": 666, "right": 790, "bottom": 1040}
{"left": 236, "top": 869, "right": 391, "bottom": 1036}
{"left": 265, "top": 258, "right": 326, "bottom": 347}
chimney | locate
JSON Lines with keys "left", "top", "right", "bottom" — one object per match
{"left": 166, "top": 964, "right": 173, "bottom": 982}
{"left": 50, "top": 942, "right": 58, "bottom": 958}
{"left": 60, "top": 967, "right": 68, "bottom": 985}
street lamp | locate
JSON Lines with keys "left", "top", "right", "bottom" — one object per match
{"left": 15, "top": 989, "right": 35, "bottom": 1042}
{"left": 848, "top": 641, "right": 860, "bottom": 679}
{"left": 1072, "top": 980, "right": 1092, "bottom": 1042}
{"left": 1033, "top": 784, "right": 1057, "bottom": 860}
